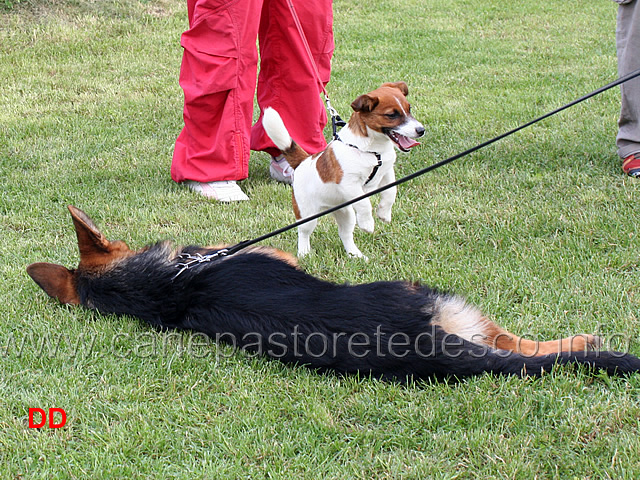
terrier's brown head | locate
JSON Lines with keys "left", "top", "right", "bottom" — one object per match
{"left": 349, "top": 82, "right": 425, "bottom": 151}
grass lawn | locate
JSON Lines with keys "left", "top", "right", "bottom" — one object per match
{"left": 2, "top": 0, "right": 640, "bottom": 477}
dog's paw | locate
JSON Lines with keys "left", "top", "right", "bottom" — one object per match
{"left": 347, "top": 249, "right": 369, "bottom": 261}
{"left": 357, "top": 217, "right": 375, "bottom": 234}
{"left": 376, "top": 205, "right": 392, "bottom": 224}
{"left": 578, "top": 334, "right": 603, "bottom": 351}
{"left": 297, "top": 245, "right": 312, "bottom": 258}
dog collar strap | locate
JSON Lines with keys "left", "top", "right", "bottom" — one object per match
{"left": 336, "top": 139, "right": 382, "bottom": 185}
{"left": 173, "top": 249, "right": 229, "bottom": 280}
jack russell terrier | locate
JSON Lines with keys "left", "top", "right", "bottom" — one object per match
{"left": 262, "top": 81, "right": 425, "bottom": 259}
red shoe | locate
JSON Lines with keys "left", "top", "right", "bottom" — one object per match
{"left": 622, "top": 153, "right": 640, "bottom": 178}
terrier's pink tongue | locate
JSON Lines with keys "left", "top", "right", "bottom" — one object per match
{"left": 397, "top": 135, "right": 420, "bottom": 150}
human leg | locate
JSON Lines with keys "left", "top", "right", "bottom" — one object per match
{"left": 616, "top": 0, "right": 640, "bottom": 176}
{"left": 172, "top": 0, "right": 262, "bottom": 187}
{"left": 250, "top": 0, "right": 334, "bottom": 157}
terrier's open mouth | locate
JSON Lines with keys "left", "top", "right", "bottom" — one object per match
{"left": 386, "top": 130, "right": 420, "bottom": 152}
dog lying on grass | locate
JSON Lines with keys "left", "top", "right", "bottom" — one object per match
{"left": 26, "top": 206, "right": 640, "bottom": 382}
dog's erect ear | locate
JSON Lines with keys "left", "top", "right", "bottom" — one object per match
{"left": 26, "top": 262, "right": 80, "bottom": 305}
{"left": 351, "top": 94, "right": 379, "bottom": 113}
{"left": 67, "top": 205, "right": 133, "bottom": 268}
{"left": 381, "top": 81, "right": 409, "bottom": 97}
{"left": 67, "top": 205, "right": 112, "bottom": 261}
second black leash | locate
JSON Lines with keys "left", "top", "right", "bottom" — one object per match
{"left": 219, "top": 69, "right": 640, "bottom": 259}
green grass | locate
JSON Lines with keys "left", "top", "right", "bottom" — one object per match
{"left": 2, "top": 0, "right": 640, "bottom": 477}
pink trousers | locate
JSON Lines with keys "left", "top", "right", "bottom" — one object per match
{"left": 171, "top": 0, "right": 334, "bottom": 183}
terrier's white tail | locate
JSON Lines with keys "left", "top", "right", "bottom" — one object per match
{"left": 263, "top": 107, "right": 292, "bottom": 151}
{"left": 262, "top": 107, "right": 309, "bottom": 169}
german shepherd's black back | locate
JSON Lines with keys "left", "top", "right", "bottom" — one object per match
{"left": 27, "top": 206, "right": 640, "bottom": 382}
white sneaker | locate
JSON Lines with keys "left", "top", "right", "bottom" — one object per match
{"left": 184, "top": 180, "right": 249, "bottom": 202}
{"left": 269, "top": 155, "right": 294, "bottom": 185}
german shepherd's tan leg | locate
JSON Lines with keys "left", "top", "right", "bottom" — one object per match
{"left": 431, "top": 295, "right": 602, "bottom": 356}
{"left": 480, "top": 322, "right": 602, "bottom": 356}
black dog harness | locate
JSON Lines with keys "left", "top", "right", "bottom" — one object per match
{"left": 335, "top": 138, "right": 383, "bottom": 185}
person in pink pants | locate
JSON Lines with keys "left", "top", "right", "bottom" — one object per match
{"left": 172, "top": 0, "right": 334, "bottom": 201}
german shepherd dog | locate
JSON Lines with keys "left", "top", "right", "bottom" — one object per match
{"left": 27, "top": 206, "right": 640, "bottom": 381}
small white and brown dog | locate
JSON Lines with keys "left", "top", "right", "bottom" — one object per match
{"left": 263, "top": 81, "right": 425, "bottom": 258}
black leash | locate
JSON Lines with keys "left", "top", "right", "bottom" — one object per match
{"left": 176, "top": 69, "right": 640, "bottom": 273}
